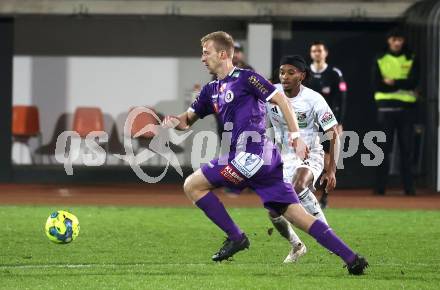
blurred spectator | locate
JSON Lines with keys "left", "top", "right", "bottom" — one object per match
{"left": 232, "top": 42, "right": 254, "bottom": 71}
{"left": 372, "top": 28, "right": 419, "bottom": 196}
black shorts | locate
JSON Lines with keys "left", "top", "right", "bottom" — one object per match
{"left": 319, "top": 126, "right": 330, "bottom": 153}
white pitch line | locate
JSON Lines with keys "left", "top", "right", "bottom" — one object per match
{"left": 0, "top": 262, "right": 437, "bottom": 270}
{"left": 0, "top": 263, "right": 204, "bottom": 269}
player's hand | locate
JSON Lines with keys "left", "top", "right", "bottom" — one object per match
{"left": 291, "top": 137, "right": 309, "bottom": 160}
{"left": 383, "top": 78, "right": 395, "bottom": 86}
{"left": 337, "top": 124, "right": 343, "bottom": 135}
{"left": 162, "top": 115, "right": 180, "bottom": 129}
{"left": 320, "top": 169, "right": 336, "bottom": 192}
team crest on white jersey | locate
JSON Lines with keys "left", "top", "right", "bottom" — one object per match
{"left": 225, "top": 90, "right": 234, "bottom": 103}
{"left": 296, "top": 112, "right": 307, "bottom": 128}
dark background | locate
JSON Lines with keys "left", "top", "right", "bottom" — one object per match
{"left": 272, "top": 21, "right": 427, "bottom": 188}
{"left": 0, "top": 18, "right": 13, "bottom": 182}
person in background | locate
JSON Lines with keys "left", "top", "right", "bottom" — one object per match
{"left": 309, "top": 41, "right": 347, "bottom": 208}
{"left": 232, "top": 42, "right": 254, "bottom": 71}
{"left": 372, "top": 28, "right": 419, "bottom": 196}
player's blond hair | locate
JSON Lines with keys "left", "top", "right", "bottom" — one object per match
{"left": 201, "top": 31, "right": 234, "bottom": 58}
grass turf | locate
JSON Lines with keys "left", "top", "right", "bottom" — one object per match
{"left": 0, "top": 205, "right": 439, "bottom": 289}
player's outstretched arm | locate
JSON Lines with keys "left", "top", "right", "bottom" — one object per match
{"left": 163, "top": 111, "right": 199, "bottom": 131}
{"left": 269, "top": 91, "right": 309, "bottom": 159}
{"left": 320, "top": 125, "right": 340, "bottom": 191}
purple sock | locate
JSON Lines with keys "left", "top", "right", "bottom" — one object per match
{"left": 309, "top": 219, "right": 356, "bottom": 264}
{"left": 195, "top": 191, "right": 243, "bottom": 241}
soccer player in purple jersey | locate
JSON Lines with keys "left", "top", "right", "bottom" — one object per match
{"left": 163, "top": 31, "right": 368, "bottom": 275}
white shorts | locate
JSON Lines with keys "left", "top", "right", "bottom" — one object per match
{"left": 282, "top": 148, "right": 324, "bottom": 189}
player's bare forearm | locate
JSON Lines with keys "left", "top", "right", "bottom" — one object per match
{"left": 269, "top": 92, "right": 300, "bottom": 133}
{"left": 320, "top": 125, "right": 339, "bottom": 192}
{"left": 326, "top": 126, "right": 340, "bottom": 173}
{"left": 172, "top": 111, "right": 199, "bottom": 131}
{"left": 270, "top": 91, "right": 309, "bottom": 160}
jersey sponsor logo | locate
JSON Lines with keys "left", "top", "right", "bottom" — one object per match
{"left": 271, "top": 105, "right": 279, "bottom": 115}
{"left": 248, "top": 75, "right": 269, "bottom": 95}
{"left": 296, "top": 112, "right": 307, "bottom": 128}
{"left": 320, "top": 112, "right": 335, "bottom": 126}
{"left": 220, "top": 83, "right": 227, "bottom": 93}
{"left": 213, "top": 103, "right": 219, "bottom": 113}
{"left": 225, "top": 90, "right": 234, "bottom": 103}
{"left": 220, "top": 165, "right": 245, "bottom": 184}
{"left": 211, "top": 94, "right": 219, "bottom": 113}
{"left": 231, "top": 152, "right": 264, "bottom": 178}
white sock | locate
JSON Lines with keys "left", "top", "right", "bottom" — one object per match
{"left": 269, "top": 215, "right": 302, "bottom": 246}
{"left": 298, "top": 188, "right": 329, "bottom": 225}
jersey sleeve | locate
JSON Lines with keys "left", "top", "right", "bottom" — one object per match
{"left": 332, "top": 67, "right": 347, "bottom": 93}
{"left": 245, "top": 71, "right": 278, "bottom": 102}
{"left": 188, "top": 84, "right": 214, "bottom": 119}
{"left": 331, "top": 67, "right": 347, "bottom": 124}
{"left": 314, "top": 94, "right": 338, "bottom": 131}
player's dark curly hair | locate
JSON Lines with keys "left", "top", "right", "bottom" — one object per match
{"left": 279, "top": 54, "right": 311, "bottom": 84}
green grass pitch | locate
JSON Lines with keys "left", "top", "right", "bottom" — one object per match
{"left": 1, "top": 205, "right": 439, "bottom": 289}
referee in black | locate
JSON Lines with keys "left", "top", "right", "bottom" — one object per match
{"left": 308, "top": 41, "right": 347, "bottom": 209}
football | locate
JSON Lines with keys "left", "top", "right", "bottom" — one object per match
{"left": 45, "top": 210, "right": 80, "bottom": 244}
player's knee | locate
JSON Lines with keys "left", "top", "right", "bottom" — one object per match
{"left": 183, "top": 175, "right": 194, "bottom": 196}
{"left": 285, "top": 204, "right": 315, "bottom": 231}
{"left": 268, "top": 210, "right": 281, "bottom": 218}
{"left": 293, "top": 180, "right": 308, "bottom": 194}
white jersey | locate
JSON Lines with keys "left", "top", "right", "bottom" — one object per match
{"left": 266, "top": 84, "right": 338, "bottom": 155}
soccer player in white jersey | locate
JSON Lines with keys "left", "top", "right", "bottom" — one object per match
{"left": 266, "top": 55, "right": 340, "bottom": 263}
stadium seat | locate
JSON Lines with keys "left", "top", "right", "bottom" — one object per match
{"left": 73, "top": 107, "right": 105, "bottom": 137}
{"left": 73, "top": 107, "right": 108, "bottom": 164}
{"left": 126, "top": 106, "right": 186, "bottom": 167}
{"left": 12, "top": 105, "right": 42, "bottom": 164}
{"left": 129, "top": 106, "right": 159, "bottom": 139}
{"left": 125, "top": 106, "right": 161, "bottom": 165}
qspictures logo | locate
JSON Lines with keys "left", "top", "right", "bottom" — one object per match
{"left": 55, "top": 108, "right": 387, "bottom": 183}
{"left": 55, "top": 107, "right": 192, "bottom": 183}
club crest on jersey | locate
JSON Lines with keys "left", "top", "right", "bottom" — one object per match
{"left": 225, "top": 90, "right": 234, "bottom": 103}
{"left": 296, "top": 112, "right": 307, "bottom": 128}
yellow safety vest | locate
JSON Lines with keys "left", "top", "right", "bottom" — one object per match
{"left": 374, "top": 54, "right": 416, "bottom": 103}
